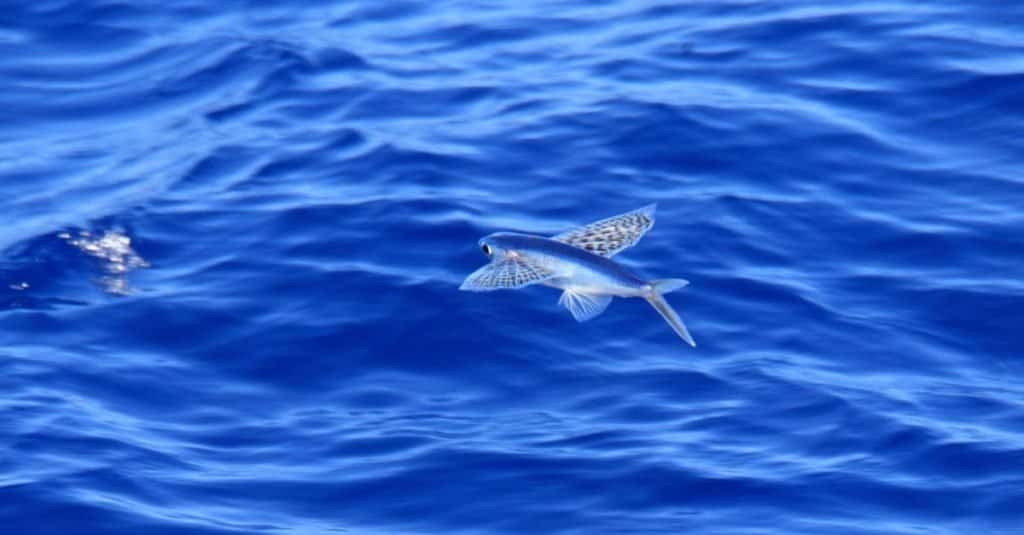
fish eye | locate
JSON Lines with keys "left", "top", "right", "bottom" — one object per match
{"left": 481, "top": 243, "right": 492, "bottom": 256}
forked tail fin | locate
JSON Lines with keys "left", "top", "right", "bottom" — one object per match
{"left": 645, "top": 279, "right": 696, "bottom": 347}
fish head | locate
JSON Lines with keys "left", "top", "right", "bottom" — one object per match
{"left": 477, "top": 232, "right": 521, "bottom": 259}
{"left": 476, "top": 235, "right": 500, "bottom": 259}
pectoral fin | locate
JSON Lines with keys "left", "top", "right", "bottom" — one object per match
{"left": 558, "top": 289, "right": 612, "bottom": 322}
{"left": 460, "top": 254, "right": 556, "bottom": 291}
{"left": 552, "top": 204, "right": 656, "bottom": 257}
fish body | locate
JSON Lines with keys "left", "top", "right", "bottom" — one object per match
{"left": 480, "top": 232, "right": 649, "bottom": 298}
{"left": 460, "top": 204, "right": 696, "bottom": 346}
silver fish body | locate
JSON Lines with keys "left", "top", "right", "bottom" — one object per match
{"left": 480, "top": 232, "right": 650, "bottom": 298}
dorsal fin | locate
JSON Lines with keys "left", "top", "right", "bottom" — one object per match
{"left": 552, "top": 204, "right": 656, "bottom": 257}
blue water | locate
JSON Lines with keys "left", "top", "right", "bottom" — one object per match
{"left": 2, "top": 1, "right": 1023, "bottom": 533}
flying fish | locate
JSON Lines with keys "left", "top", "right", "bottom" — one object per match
{"left": 460, "top": 204, "right": 696, "bottom": 346}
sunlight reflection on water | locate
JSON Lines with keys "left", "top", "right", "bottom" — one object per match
{"left": 60, "top": 230, "right": 148, "bottom": 295}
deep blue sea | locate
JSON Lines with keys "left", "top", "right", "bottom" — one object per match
{"left": 3, "top": 1, "right": 1024, "bottom": 533}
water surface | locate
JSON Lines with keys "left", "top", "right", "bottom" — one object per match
{"left": 2, "top": 1, "right": 1023, "bottom": 533}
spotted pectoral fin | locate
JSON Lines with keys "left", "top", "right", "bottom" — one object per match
{"left": 558, "top": 289, "right": 613, "bottom": 322}
{"left": 459, "top": 254, "right": 556, "bottom": 291}
{"left": 552, "top": 204, "right": 656, "bottom": 257}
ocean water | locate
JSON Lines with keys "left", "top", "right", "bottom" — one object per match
{"left": 2, "top": 1, "right": 1023, "bottom": 533}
